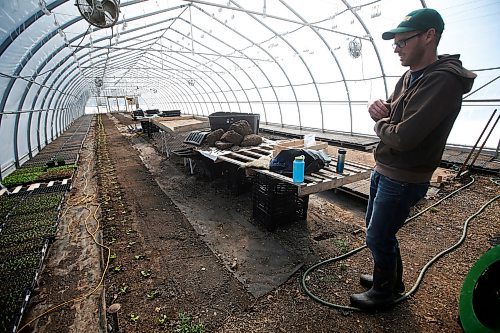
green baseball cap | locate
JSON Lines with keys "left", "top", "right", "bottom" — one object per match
{"left": 382, "top": 8, "right": 444, "bottom": 40}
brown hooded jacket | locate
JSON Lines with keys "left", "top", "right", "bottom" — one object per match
{"left": 374, "top": 54, "right": 476, "bottom": 183}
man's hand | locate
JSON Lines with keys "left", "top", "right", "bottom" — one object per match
{"left": 368, "top": 99, "right": 390, "bottom": 121}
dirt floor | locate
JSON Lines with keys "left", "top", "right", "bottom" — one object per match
{"left": 22, "top": 113, "right": 499, "bottom": 333}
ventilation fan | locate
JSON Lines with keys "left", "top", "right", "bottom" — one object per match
{"left": 348, "top": 38, "right": 362, "bottom": 58}
{"left": 76, "top": 0, "right": 120, "bottom": 28}
{"left": 95, "top": 77, "right": 103, "bottom": 87}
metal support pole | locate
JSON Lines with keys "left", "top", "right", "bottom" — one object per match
{"left": 468, "top": 112, "right": 500, "bottom": 168}
{"left": 456, "top": 109, "right": 497, "bottom": 177}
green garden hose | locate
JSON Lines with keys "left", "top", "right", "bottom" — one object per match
{"left": 302, "top": 176, "right": 499, "bottom": 312}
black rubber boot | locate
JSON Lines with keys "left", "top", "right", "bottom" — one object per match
{"left": 350, "top": 265, "right": 397, "bottom": 310}
{"left": 359, "top": 250, "right": 405, "bottom": 294}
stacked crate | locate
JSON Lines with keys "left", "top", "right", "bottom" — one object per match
{"left": 252, "top": 173, "right": 309, "bottom": 230}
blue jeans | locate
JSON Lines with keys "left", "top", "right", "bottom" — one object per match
{"left": 365, "top": 171, "right": 429, "bottom": 270}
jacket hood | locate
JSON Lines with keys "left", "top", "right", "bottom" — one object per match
{"left": 427, "top": 54, "right": 477, "bottom": 93}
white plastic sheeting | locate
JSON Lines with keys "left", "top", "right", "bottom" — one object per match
{"left": 1, "top": 0, "right": 499, "bottom": 177}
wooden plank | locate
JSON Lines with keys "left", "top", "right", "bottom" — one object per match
{"left": 153, "top": 115, "right": 194, "bottom": 122}
{"left": 339, "top": 179, "right": 371, "bottom": 199}
{"left": 323, "top": 165, "right": 356, "bottom": 177}
{"left": 249, "top": 147, "right": 273, "bottom": 155}
{"left": 343, "top": 179, "right": 370, "bottom": 191}
{"left": 272, "top": 139, "right": 328, "bottom": 156}
{"left": 325, "top": 161, "right": 369, "bottom": 174}
{"left": 154, "top": 118, "right": 209, "bottom": 133}
{"left": 217, "top": 155, "right": 247, "bottom": 167}
{"left": 62, "top": 179, "right": 69, "bottom": 185}
{"left": 226, "top": 152, "right": 255, "bottom": 162}
{"left": 12, "top": 186, "right": 22, "bottom": 194}
{"left": 343, "top": 160, "right": 374, "bottom": 170}
{"left": 255, "top": 169, "right": 296, "bottom": 185}
{"left": 313, "top": 169, "right": 341, "bottom": 179}
{"left": 298, "top": 170, "right": 370, "bottom": 196}
{"left": 324, "top": 164, "right": 361, "bottom": 175}
{"left": 304, "top": 174, "right": 326, "bottom": 183}
{"left": 47, "top": 181, "right": 55, "bottom": 187}
{"left": 237, "top": 150, "right": 266, "bottom": 158}
{"left": 0, "top": 189, "right": 7, "bottom": 196}
{"left": 260, "top": 124, "right": 380, "bottom": 149}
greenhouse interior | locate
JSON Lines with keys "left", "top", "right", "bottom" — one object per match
{"left": 0, "top": 0, "right": 499, "bottom": 332}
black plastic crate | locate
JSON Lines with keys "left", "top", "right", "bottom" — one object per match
{"left": 159, "top": 110, "right": 181, "bottom": 117}
{"left": 208, "top": 112, "right": 260, "bottom": 134}
{"left": 140, "top": 120, "right": 160, "bottom": 137}
{"left": 252, "top": 173, "right": 309, "bottom": 230}
{"left": 184, "top": 131, "right": 209, "bottom": 146}
{"left": 145, "top": 109, "right": 160, "bottom": 116}
{"left": 222, "top": 163, "right": 252, "bottom": 195}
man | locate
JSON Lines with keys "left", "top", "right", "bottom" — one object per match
{"left": 350, "top": 8, "right": 476, "bottom": 310}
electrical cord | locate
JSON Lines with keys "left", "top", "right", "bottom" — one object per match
{"left": 17, "top": 202, "right": 109, "bottom": 332}
{"left": 302, "top": 175, "right": 499, "bottom": 311}
{"left": 17, "top": 115, "right": 110, "bottom": 332}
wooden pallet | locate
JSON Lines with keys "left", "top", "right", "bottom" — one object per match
{"left": 151, "top": 116, "right": 209, "bottom": 133}
{"left": 213, "top": 146, "right": 372, "bottom": 197}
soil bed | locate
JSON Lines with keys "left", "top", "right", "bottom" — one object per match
{"left": 23, "top": 113, "right": 499, "bottom": 333}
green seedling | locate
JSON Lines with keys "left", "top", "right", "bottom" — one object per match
{"left": 110, "top": 253, "right": 117, "bottom": 260}
{"left": 175, "top": 313, "right": 205, "bottom": 333}
{"left": 113, "top": 265, "right": 122, "bottom": 272}
{"left": 130, "top": 314, "right": 139, "bottom": 322}
{"left": 126, "top": 228, "right": 133, "bottom": 235}
{"left": 109, "top": 237, "right": 116, "bottom": 244}
{"left": 134, "top": 255, "right": 145, "bottom": 260}
{"left": 332, "top": 238, "right": 350, "bottom": 254}
{"left": 118, "top": 284, "right": 129, "bottom": 294}
{"left": 319, "top": 275, "right": 338, "bottom": 283}
{"left": 158, "top": 314, "right": 167, "bottom": 326}
{"left": 146, "top": 290, "right": 160, "bottom": 299}
{"left": 140, "top": 270, "right": 151, "bottom": 278}
{"left": 127, "top": 241, "right": 136, "bottom": 247}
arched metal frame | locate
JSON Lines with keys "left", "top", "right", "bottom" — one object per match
{"left": 0, "top": 0, "right": 409, "bottom": 177}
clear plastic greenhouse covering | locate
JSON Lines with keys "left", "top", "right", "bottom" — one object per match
{"left": 1, "top": 0, "right": 499, "bottom": 178}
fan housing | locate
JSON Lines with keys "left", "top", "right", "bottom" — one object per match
{"left": 76, "top": 0, "right": 120, "bottom": 28}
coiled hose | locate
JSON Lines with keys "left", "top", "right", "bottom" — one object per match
{"left": 301, "top": 176, "right": 499, "bottom": 311}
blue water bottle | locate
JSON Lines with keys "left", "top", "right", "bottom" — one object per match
{"left": 293, "top": 155, "right": 305, "bottom": 183}
{"left": 336, "top": 149, "right": 346, "bottom": 173}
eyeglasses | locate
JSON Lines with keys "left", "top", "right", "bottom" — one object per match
{"left": 392, "top": 31, "right": 426, "bottom": 50}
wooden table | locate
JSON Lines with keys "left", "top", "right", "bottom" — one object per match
{"left": 200, "top": 145, "right": 372, "bottom": 197}
{"left": 151, "top": 115, "right": 209, "bottom": 133}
